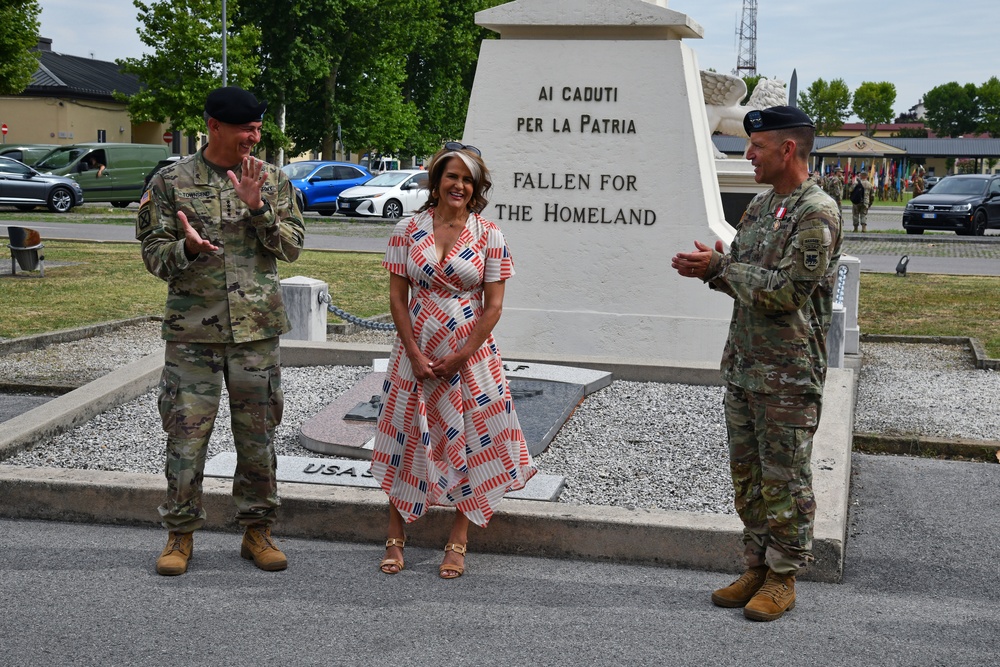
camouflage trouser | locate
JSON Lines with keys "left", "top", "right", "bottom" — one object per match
{"left": 851, "top": 204, "right": 867, "bottom": 231}
{"left": 157, "top": 338, "right": 284, "bottom": 532}
{"left": 724, "top": 384, "right": 820, "bottom": 574}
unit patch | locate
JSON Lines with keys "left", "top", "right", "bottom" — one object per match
{"left": 802, "top": 238, "right": 821, "bottom": 271}
{"left": 136, "top": 202, "right": 153, "bottom": 234}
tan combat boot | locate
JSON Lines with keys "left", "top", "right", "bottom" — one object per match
{"left": 743, "top": 570, "right": 796, "bottom": 621}
{"left": 241, "top": 525, "right": 288, "bottom": 571}
{"left": 711, "top": 565, "right": 768, "bottom": 607}
{"left": 156, "top": 531, "right": 193, "bottom": 576}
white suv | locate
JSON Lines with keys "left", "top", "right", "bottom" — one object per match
{"left": 337, "top": 169, "right": 429, "bottom": 218}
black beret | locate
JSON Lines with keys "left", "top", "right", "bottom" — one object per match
{"left": 204, "top": 86, "right": 267, "bottom": 124}
{"left": 743, "top": 105, "right": 815, "bottom": 135}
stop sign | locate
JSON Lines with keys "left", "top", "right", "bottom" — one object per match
{"left": 1, "top": 124, "right": 7, "bottom": 135}
{"left": 162, "top": 131, "right": 173, "bottom": 144}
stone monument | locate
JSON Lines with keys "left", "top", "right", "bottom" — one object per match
{"left": 463, "top": 0, "right": 735, "bottom": 367}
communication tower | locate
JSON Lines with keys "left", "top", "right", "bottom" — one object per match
{"left": 735, "top": 0, "right": 758, "bottom": 76}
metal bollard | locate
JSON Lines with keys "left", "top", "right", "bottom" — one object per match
{"left": 279, "top": 276, "right": 329, "bottom": 341}
{"left": 835, "top": 255, "right": 861, "bottom": 355}
{"left": 828, "top": 303, "right": 847, "bottom": 368}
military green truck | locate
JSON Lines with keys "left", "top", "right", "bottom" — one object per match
{"left": 33, "top": 143, "right": 170, "bottom": 207}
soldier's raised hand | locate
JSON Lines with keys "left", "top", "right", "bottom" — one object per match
{"left": 228, "top": 155, "right": 267, "bottom": 211}
{"left": 179, "top": 210, "right": 219, "bottom": 256}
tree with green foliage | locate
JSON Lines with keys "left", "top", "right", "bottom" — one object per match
{"left": 236, "top": 0, "right": 502, "bottom": 163}
{"left": 118, "top": 0, "right": 260, "bottom": 138}
{"left": 891, "top": 127, "right": 928, "bottom": 138}
{"left": 976, "top": 76, "right": 1000, "bottom": 138}
{"left": 851, "top": 81, "right": 896, "bottom": 136}
{"left": 0, "top": 1, "right": 41, "bottom": 95}
{"left": 400, "top": 1, "right": 503, "bottom": 158}
{"left": 740, "top": 73, "right": 765, "bottom": 105}
{"left": 126, "top": 0, "right": 501, "bottom": 163}
{"left": 923, "top": 82, "right": 979, "bottom": 138}
{"left": 798, "top": 78, "right": 851, "bottom": 136}
{"left": 324, "top": 0, "right": 433, "bottom": 162}
{"left": 231, "top": 0, "right": 344, "bottom": 162}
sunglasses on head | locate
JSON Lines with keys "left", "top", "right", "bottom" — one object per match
{"left": 444, "top": 141, "right": 481, "bottom": 157}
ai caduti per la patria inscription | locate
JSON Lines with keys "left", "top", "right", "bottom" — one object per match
{"left": 463, "top": 0, "right": 730, "bottom": 364}
{"left": 496, "top": 85, "right": 656, "bottom": 227}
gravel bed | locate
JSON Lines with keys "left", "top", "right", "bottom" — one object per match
{"left": 854, "top": 342, "right": 999, "bottom": 441}
{"left": 0, "top": 320, "right": 165, "bottom": 386}
{"left": 2, "top": 326, "right": 994, "bottom": 516}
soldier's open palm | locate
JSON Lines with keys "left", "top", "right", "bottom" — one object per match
{"left": 178, "top": 210, "right": 218, "bottom": 255}
{"left": 228, "top": 156, "right": 267, "bottom": 210}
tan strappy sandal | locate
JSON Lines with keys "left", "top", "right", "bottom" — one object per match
{"left": 439, "top": 542, "right": 467, "bottom": 579}
{"left": 379, "top": 537, "right": 406, "bottom": 574}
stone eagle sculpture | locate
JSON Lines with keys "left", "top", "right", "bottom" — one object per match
{"left": 701, "top": 71, "right": 788, "bottom": 159}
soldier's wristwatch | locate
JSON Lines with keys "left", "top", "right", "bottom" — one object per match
{"left": 249, "top": 200, "right": 270, "bottom": 217}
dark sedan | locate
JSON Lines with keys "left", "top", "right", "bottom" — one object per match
{"left": 902, "top": 174, "right": 1000, "bottom": 235}
{"left": 0, "top": 156, "right": 85, "bottom": 213}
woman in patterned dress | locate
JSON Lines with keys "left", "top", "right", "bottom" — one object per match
{"left": 371, "top": 143, "right": 536, "bottom": 579}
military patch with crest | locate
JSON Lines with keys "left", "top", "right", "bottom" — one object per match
{"left": 802, "top": 238, "right": 821, "bottom": 271}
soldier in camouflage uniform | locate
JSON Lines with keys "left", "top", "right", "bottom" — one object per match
{"left": 672, "top": 106, "right": 843, "bottom": 621}
{"left": 851, "top": 171, "right": 874, "bottom": 232}
{"left": 824, "top": 166, "right": 844, "bottom": 202}
{"left": 137, "top": 86, "right": 305, "bottom": 576}
{"left": 912, "top": 167, "right": 925, "bottom": 197}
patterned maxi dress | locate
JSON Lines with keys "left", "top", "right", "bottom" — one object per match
{"left": 371, "top": 209, "right": 536, "bottom": 527}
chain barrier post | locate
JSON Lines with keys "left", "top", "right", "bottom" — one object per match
{"left": 279, "top": 276, "right": 329, "bottom": 341}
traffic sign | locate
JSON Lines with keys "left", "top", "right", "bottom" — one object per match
{"left": 1, "top": 124, "right": 7, "bottom": 135}
{"left": 162, "top": 131, "right": 173, "bottom": 144}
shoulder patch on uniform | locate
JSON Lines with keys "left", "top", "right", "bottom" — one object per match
{"left": 802, "top": 237, "right": 821, "bottom": 271}
{"left": 136, "top": 198, "right": 153, "bottom": 233}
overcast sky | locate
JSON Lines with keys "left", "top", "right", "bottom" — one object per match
{"left": 36, "top": 0, "right": 996, "bottom": 120}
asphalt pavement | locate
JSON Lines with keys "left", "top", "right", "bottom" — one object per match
{"left": 2, "top": 453, "right": 997, "bottom": 665}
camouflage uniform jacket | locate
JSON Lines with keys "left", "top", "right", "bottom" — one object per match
{"left": 704, "top": 180, "right": 843, "bottom": 395}
{"left": 824, "top": 174, "right": 844, "bottom": 201}
{"left": 136, "top": 148, "right": 305, "bottom": 343}
{"left": 859, "top": 179, "right": 874, "bottom": 208}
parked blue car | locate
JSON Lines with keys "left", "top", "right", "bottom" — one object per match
{"left": 281, "top": 161, "right": 372, "bottom": 215}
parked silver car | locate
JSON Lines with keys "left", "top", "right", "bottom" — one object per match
{"left": 0, "top": 156, "right": 85, "bottom": 213}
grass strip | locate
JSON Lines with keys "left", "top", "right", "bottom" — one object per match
{"left": 859, "top": 273, "right": 1000, "bottom": 357}
{"left": 0, "top": 241, "right": 388, "bottom": 338}
{"left": 3, "top": 241, "right": 999, "bottom": 360}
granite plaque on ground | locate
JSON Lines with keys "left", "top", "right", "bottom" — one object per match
{"left": 203, "top": 452, "right": 564, "bottom": 501}
{"left": 299, "top": 372, "right": 384, "bottom": 457}
{"left": 299, "top": 358, "right": 610, "bottom": 458}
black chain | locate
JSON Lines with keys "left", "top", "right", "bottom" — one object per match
{"left": 326, "top": 304, "right": 396, "bottom": 331}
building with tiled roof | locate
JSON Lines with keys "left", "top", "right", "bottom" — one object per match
{"left": 0, "top": 38, "right": 173, "bottom": 149}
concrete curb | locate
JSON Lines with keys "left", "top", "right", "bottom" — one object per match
{"left": 0, "top": 353, "right": 162, "bottom": 460}
{"left": 0, "top": 315, "right": 155, "bottom": 356}
{"left": 854, "top": 432, "right": 999, "bottom": 461}
{"left": 0, "top": 340, "right": 855, "bottom": 583}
